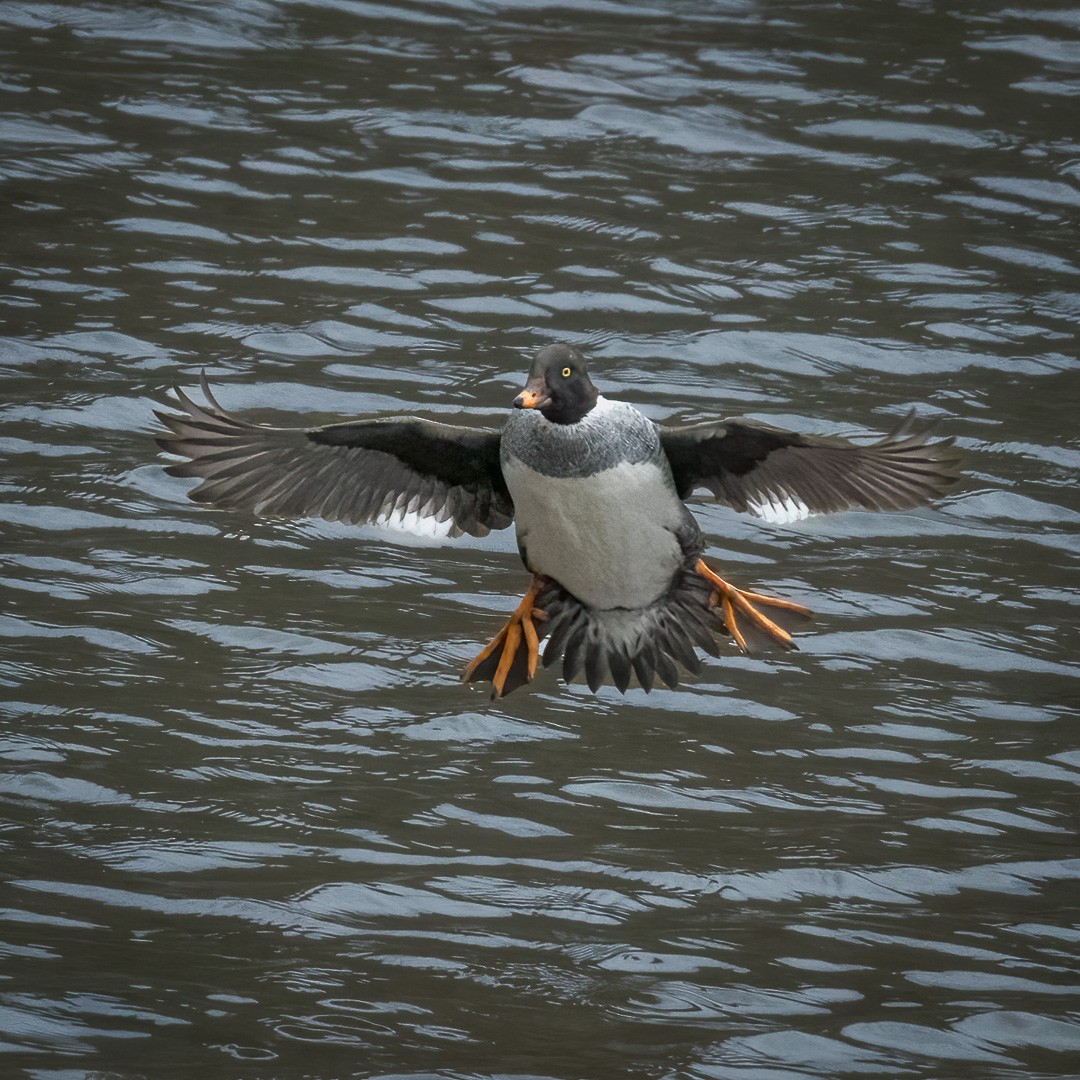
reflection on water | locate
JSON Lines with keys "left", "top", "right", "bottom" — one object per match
{"left": 2, "top": 0, "right": 1078, "bottom": 1076}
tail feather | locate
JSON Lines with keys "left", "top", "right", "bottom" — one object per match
{"left": 608, "top": 643, "right": 634, "bottom": 694}
{"left": 584, "top": 628, "right": 607, "bottom": 693}
{"left": 631, "top": 647, "right": 656, "bottom": 694}
{"left": 559, "top": 620, "right": 587, "bottom": 684}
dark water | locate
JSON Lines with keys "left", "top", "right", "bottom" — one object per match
{"left": 2, "top": 1, "right": 1079, "bottom": 1077}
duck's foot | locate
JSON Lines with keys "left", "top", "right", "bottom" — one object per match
{"left": 694, "top": 558, "right": 812, "bottom": 653}
{"left": 462, "top": 575, "right": 548, "bottom": 698}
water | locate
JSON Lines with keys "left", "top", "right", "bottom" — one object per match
{"left": 2, "top": 1, "right": 1079, "bottom": 1077}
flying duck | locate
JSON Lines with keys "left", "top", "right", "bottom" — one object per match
{"left": 154, "top": 344, "right": 963, "bottom": 697}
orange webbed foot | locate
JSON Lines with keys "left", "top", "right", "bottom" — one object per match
{"left": 695, "top": 559, "right": 812, "bottom": 653}
{"left": 462, "top": 576, "right": 548, "bottom": 697}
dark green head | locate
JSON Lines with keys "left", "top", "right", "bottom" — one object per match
{"left": 513, "top": 344, "right": 599, "bottom": 425}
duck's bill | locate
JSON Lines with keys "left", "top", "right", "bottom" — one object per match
{"left": 513, "top": 378, "right": 551, "bottom": 410}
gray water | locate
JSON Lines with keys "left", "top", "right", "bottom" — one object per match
{"left": 2, "top": 1, "right": 1078, "bottom": 1078}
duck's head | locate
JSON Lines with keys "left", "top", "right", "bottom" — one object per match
{"left": 513, "top": 344, "right": 599, "bottom": 425}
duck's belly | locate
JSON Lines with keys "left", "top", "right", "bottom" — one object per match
{"left": 503, "top": 455, "right": 685, "bottom": 610}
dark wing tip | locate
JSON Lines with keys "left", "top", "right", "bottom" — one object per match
{"left": 862, "top": 417, "right": 967, "bottom": 508}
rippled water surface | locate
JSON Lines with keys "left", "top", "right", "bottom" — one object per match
{"left": 2, "top": 1, "right": 1079, "bottom": 1077}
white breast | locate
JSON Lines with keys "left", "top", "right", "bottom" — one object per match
{"left": 503, "top": 455, "right": 685, "bottom": 611}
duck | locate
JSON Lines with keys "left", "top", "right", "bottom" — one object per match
{"left": 154, "top": 343, "right": 963, "bottom": 697}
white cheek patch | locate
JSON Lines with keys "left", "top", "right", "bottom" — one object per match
{"left": 747, "top": 491, "right": 813, "bottom": 524}
{"left": 372, "top": 506, "right": 456, "bottom": 539}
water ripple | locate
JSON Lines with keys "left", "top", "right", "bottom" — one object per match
{"left": 1, "top": 0, "right": 1077, "bottom": 1075}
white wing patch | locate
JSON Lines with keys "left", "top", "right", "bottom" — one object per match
{"left": 372, "top": 506, "right": 456, "bottom": 539}
{"left": 746, "top": 491, "right": 813, "bottom": 524}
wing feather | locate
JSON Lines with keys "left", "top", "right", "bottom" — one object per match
{"left": 660, "top": 412, "right": 963, "bottom": 521}
{"left": 154, "top": 375, "right": 513, "bottom": 537}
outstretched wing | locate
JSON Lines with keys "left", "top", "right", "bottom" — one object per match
{"left": 659, "top": 413, "right": 963, "bottom": 523}
{"left": 155, "top": 376, "right": 513, "bottom": 538}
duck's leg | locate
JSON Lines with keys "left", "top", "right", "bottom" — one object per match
{"left": 462, "top": 575, "right": 548, "bottom": 697}
{"left": 694, "top": 558, "right": 812, "bottom": 653}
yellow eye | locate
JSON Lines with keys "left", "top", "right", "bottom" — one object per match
{"left": 561, "top": 367, "right": 572, "bottom": 378}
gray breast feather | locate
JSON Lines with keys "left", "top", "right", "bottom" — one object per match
{"left": 502, "top": 456, "right": 692, "bottom": 610}
{"left": 500, "top": 396, "right": 662, "bottom": 479}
